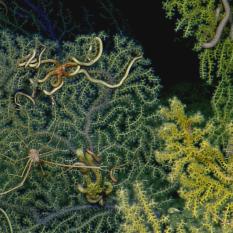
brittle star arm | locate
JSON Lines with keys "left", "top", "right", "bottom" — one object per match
{"left": 29, "top": 46, "right": 46, "bottom": 68}
{"left": 202, "top": 0, "right": 231, "bottom": 48}
{"left": 71, "top": 37, "right": 103, "bottom": 66}
{"left": 14, "top": 91, "right": 35, "bottom": 107}
{"left": 43, "top": 79, "right": 64, "bottom": 96}
{"left": 0, "top": 208, "right": 13, "bottom": 233}
{"left": 18, "top": 46, "right": 56, "bottom": 69}
{"left": 37, "top": 70, "right": 57, "bottom": 84}
{"left": 77, "top": 55, "right": 142, "bottom": 88}
{"left": 18, "top": 49, "right": 37, "bottom": 68}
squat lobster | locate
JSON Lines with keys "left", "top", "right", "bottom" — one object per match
{"left": 0, "top": 148, "right": 103, "bottom": 196}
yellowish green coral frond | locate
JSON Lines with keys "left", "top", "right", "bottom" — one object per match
{"left": 117, "top": 182, "right": 170, "bottom": 233}
{"left": 156, "top": 98, "right": 233, "bottom": 230}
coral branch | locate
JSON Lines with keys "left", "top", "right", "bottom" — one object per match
{"left": 202, "top": 0, "right": 231, "bottom": 48}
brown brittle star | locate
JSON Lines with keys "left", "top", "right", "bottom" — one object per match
{"left": 0, "top": 148, "right": 104, "bottom": 196}
{"left": 17, "top": 37, "right": 142, "bottom": 97}
{"left": 36, "top": 59, "right": 80, "bottom": 95}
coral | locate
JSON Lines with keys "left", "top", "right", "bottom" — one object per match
{"left": 0, "top": 0, "right": 78, "bottom": 42}
{"left": 156, "top": 97, "right": 233, "bottom": 230}
{"left": 116, "top": 181, "right": 216, "bottom": 233}
{"left": 163, "top": 0, "right": 218, "bottom": 49}
{"left": 208, "top": 76, "right": 233, "bottom": 147}
{"left": 0, "top": 28, "right": 160, "bottom": 232}
{"left": 156, "top": 97, "right": 210, "bottom": 182}
{"left": 163, "top": 0, "right": 233, "bottom": 155}
{"left": 117, "top": 181, "right": 170, "bottom": 233}
{"left": 163, "top": 0, "right": 233, "bottom": 82}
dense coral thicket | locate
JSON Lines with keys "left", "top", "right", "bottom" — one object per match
{"left": 117, "top": 182, "right": 171, "bottom": 233}
{"left": 0, "top": 29, "right": 160, "bottom": 232}
{"left": 156, "top": 98, "right": 233, "bottom": 232}
{"left": 117, "top": 180, "right": 222, "bottom": 233}
{"left": 164, "top": 0, "right": 233, "bottom": 144}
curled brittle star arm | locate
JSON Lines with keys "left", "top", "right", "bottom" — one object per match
{"left": 43, "top": 79, "right": 64, "bottom": 96}
{"left": 67, "top": 64, "right": 81, "bottom": 76}
{"left": 0, "top": 208, "right": 13, "bottom": 233}
{"left": 109, "top": 163, "right": 127, "bottom": 183}
{"left": 18, "top": 50, "right": 37, "bottom": 67}
{"left": 78, "top": 55, "right": 142, "bottom": 88}
{"left": 24, "top": 49, "right": 37, "bottom": 67}
{"left": 202, "top": 0, "right": 231, "bottom": 48}
{"left": 18, "top": 46, "right": 55, "bottom": 68}
{"left": 39, "top": 59, "right": 59, "bottom": 65}
{"left": 71, "top": 37, "right": 103, "bottom": 66}
{"left": 37, "top": 70, "right": 56, "bottom": 83}
{"left": 28, "top": 46, "right": 46, "bottom": 68}
{"left": 17, "top": 54, "right": 31, "bottom": 67}
{"left": 14, "top": 92, "right": 35, "bottom": 107}
{"left": 86, "top": 195, "right": 102, "bottom": 204}
{"left": 51, "top": 76, "right": 63, "bottom": 88}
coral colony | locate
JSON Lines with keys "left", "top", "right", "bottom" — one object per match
{"left": 0, "top": 0, "right": 233, "bottom": 232}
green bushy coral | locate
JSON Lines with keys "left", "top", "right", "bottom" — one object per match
{"left": 0, "top": 29, "right": 160, "bottom": 232}
{"left": 163, "top": 0, "right": 233, "bottom": 80}
{"left": 163, "top": 0, "right": 218, "bottom": 49}
{"left": 163, "top": 0, "right": 233, "bottom": 150}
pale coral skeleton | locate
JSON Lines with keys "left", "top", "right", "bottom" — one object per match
{"left": 15, "top": 37, "right": 142, "bottom": 103}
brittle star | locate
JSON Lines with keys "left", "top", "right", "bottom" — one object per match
{"left": 17, "top": 37, "right": 142, "bottom": 96}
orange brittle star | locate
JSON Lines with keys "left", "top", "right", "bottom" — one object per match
{"left": 17, "top": 37, "right": 142, "bottom": 97}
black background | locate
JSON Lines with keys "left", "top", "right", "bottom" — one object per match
{"left": 61, "top": 0, "right": 200, "bottom": 88}
{"left": 11, "top": 0, "right": 212, "bottom": 107}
